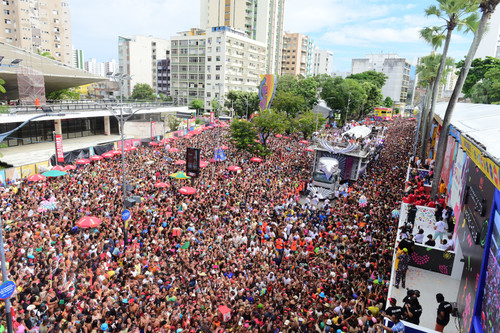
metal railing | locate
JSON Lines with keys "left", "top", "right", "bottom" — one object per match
{"left": 6, "top": 101, "right": 174, "bottom": 114}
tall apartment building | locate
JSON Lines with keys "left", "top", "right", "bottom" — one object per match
{"left": 200, "top": 0, "right": 285, "bottom": 75}
{"left": 156, "top": 59, "right": 170, "bottom": 96}
{"left": 105, "top": 59, "right": 118, "bottom": 76}
{"left": 0, "top": 0, "right": 72, "bottom": 65}
{"left": 476, "top": 9, "right": 500, "bottom": 59}
{"left": 351, "top": 53, "right": 411, "bottom": 103}
{"left": 281, "top": 32, "right": 314, "bottom": 76}
{"left": 170, "top": 27, "right": 266, "bottom": 110}
{"left": 118, "top": 35, "right": 171, "bottom": 97}
{"left": 312, "top": 48, "right": 333, "bottom": 76}
{"left": 73, "top": 49, "right": 84, "bottom": 70}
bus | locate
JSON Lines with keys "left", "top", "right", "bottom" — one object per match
{"left": 374, "top": 107, "right": 393, "bottom": 120}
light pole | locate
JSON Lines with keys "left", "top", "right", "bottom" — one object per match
{"left": 345, "top": 91, "right": 351, "bottom": 125}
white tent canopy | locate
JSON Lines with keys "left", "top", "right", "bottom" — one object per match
{"left": 342, "top": 125, "right": 372, "bottom": 139}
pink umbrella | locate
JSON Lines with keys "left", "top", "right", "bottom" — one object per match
{"left": 168, "top": 148, "right": 179, "bottom": 153}
{"left": 77, "top": 216, "right": 102, "bottom": 228}
{"left": 250, "top": 157, "right": 262, "bottom": 163}
{"left": 254, "top": 139, "right": 260, "bottom": 143}
{"left": 149, "top": 142, "right": 159, "bottom": 146}
{"left": 175, "top": 160, "right": 186, "bottom": 165}
{"left": 51, "top": 165, "right": 65, "bottom": 171}
{"left": 154, "top": 182, "right": 170, "bottom": 188}
{"left": 90, "top": 155, "right": 103, "bottom": 161}
{"left": 27, "top": 174, "right": 46, "bottom": 182}
{"left": 275, "top": 134, "right": 282, "bottom": 138}
{"left": 64, "top": 165, "right": 76, "bottom": 171}
{"left": 76, "top": 159, "right": 91, "bottom": 165}
{"left": 124, "top": 146, "right": 136, "bottom": 152}
{"left": 179, "top": 186, "right": 197, "bottom": 195}
{"left": 209, "top": 158, "right": 217, "bottom": 163}
{"left": 299, "top": 140, "right": 309, "bottom": 144}
{"left": 283, "top": 136, "right": 289, "bottom": 139}
{"left": 102, "top": 153, "right": 114, "bottom": 158}
{"left": 200, "top": 161, "right": 208, "bottom": 168}
{"left": 228, "top": 165, "right": 241, "bottom": 172}
{"left": 305, "top": 148, "right": 314, "bottom": 152}
{"left": 110, "top": 150, "right": 122, "bottom": 155}
{"left": 221, "top": 145, "right": 229, "bottom": 150}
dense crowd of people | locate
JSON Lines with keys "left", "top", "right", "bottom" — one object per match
{"left": 0, "top": 117, "right": 415, "bottom": 333}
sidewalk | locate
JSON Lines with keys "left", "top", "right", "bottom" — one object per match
{"left": 0, "top": 135, "right": 126, "bottom": 166}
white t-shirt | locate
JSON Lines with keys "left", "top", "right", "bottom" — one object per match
{"left": 435, "top": 221, "right": 446, "bottom": 233}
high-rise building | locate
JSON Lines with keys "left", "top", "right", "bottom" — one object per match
{"left": 312, "top": 48, "right": 334, "bottom": 76}
{"left": 73, "top": 49, "right": 85, "bottom": 70}
{"left": 105, "top": 59, "right": 118, "bottom": 76}
{"left": 170, "top": 27, "right": 266, "bottom": 110}
{"left": 85, "top": 58, "right": 106, "bottom": 77}
{"left": 281, "top": 32, "right": 314, "bottom": 76}
{"left": 156, "top": 59, "right": 170, "bottom": 96}
{"left": 0, "top": 0, "right": 72, "bottom": 65}
{"left": 475, "top": 9, "right": 500, "bottom": 59}
{"left": 118, "top": 35, "right": 171, "bottom": 97}
{"left": 200, "top": 0, "right": 285, "bottom": 75}
{"left": 352, "top": 53, "right": 411, "bottom": 103}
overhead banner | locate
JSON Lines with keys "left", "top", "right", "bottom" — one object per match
{"left": 259, "top": 74, "right": 277, "bottom": 112}
{"left": 461, "top": 135, "right": 500, "bottom": 191}
{"left": 55, "top": 134, "right": 64, "bottom": 163}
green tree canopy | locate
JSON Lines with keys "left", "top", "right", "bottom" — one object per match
{"left": 189, "top": 99, "right": 204, "bottom": 115}
{"left": 229, "top": 119, "right": 260, "bottom": 153}
{"left": 225, "top": 91, "right": 259, "bottom": 118}
{"left": 296, "top": 111, "right": 326, "bottom": 139}
{"left": 46, "top": 88, "right": 80, "bottom": 100}
{"left": 347, "top": 71, "right": 388, "bottom": 89}
{"left": 252, "top": 109, "right": 286, "bottom": 146}
{"left": 458, "top": 56, "right": 500, "bottom": 97}
{"left": 275, "top": 75, "right": 319, "bottom": 110}
{"left": 469, "top": 67, "right": 500, "bottom": 103}
{"left": 360, "top": 81, "right": 384, "bottom": 117}
{"left": 383, "top": 96, "right": 393, "bottom": 108}
{"left": 166, "top": 114, "right": 181, "bottom": 131}
{"left": 0, "top": 78, "right": 6, "bottom": 94}
{"left": 271, "top": 90, "right": 305, "bottom": 118}
{"left": 130, "top": 83, "right": 155, "bottom": 100}
{"left": 37, "top": 49, "right": 56, "bottom": 60}
{"left": 320, "top": 77, "right": 366, "bottom": 124}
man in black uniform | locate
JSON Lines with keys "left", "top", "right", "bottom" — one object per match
{"left": 383, "top": 298, "right": 403, "bottom": 318}
{"left": 435, "top": 293, "right": 452, "bottom": 332}
{"left": 404, "top": 297, "right": 422, "bottom": 325}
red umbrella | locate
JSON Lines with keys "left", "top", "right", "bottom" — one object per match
{"left": 27, "top": 174, "right": 46, "bottom": 182}
{"left": 299, "top": 140, "right": 309, "bottom": 144}
{"left": 209, "top": 158, "right": 217, "bottom": 163}
{"left": 275, "top": 134, "right": 282, "bottom": 138}
{"left": 110, "top": 150, "right": 122, "bottom": 155}
{"left": 102, "top": 152, "right": 114, "bottom": 158}
{"left": 124, "top": 146, "right": 136, "bottom": 152}
{"left": 90, "top": 155, "right": 103, "bottom": 161}
{"left": 76, "top": 159, "right": 91, "bottom": 165}
{"left": 51, "top": 165, "right": 65, "bottom": 171}
{"left": 305, "top": 148, "right": 314, "bottom": 152}
{"left": 175, "top": 160, "right": 186, "bottom": 165}
{"left": 76, "top": 216, "right": 102, "bottom": 228}
{"left": 179, "top": 186, "right": 197, "bottom": 195}
{"left": 254, "top": 139, "right": 260, "bottom": 143}
{"left": 283, "top": 136, "right": 289, "bottom": 139}
{"left": 154, "top": 182, "right": 170, "bottom": 188}
{"left": 64, "top": 165, "right": 76, "bottom": 171}
{"left": 228, "top": 165, "right": 241, "bottom": 172}
{"left": 149, "top": 142, "right": 159, "bottom": 146}
{"left": 168, "top": 148, "right": 179, "bottom": 153}
{"left": 200, "top": 161, "right": 208, "bottom": 168}
{"left": 250, "top": 157, "right": 262, "bottom": 163}
{"left": 221, "top": 145, "right": 229, "bottom": 150}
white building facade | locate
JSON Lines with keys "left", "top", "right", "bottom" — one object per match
{"left": 475, "top": 9, "right": 500, "bottom": 59}
{"left": 118, "top": 35, "right": 171, "bottom": 97}
{"left": 200, "top": 0, "right": 284, "bottom": 75}
{"left": 312, "top": 48, "right": 333, "bottom": 76}
{"left": 352, "top": 53, "right": 411, "bottom": 103}
{"left": 170, "top": 27, "right": 266, "bottom": 111}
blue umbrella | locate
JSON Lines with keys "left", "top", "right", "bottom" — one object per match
{"left": 42, "top": 170, "right": 67, "bottom": 177}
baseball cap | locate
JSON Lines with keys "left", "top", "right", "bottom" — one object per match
{"left": 389, "top": 298, "right": 397, "bottom": 305}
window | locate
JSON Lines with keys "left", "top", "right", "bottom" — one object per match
{"left": 2, "top": 0, "right": 9, "bottom": 5}
{"left": 6, "top": 37, "right": 12, "bottom": 42}
{"left": 207, "top": 56, "right": 212, "bottom": 62}
{"left": 3, "top": 9, "right": 9, "bottom": 14}
{"left": 216, "top": 46, "right": 221, "bottom": 52}
{"left": 4, "top": 28, "right": 11, "bottom": 33}
{"left": 216, "top": 56, "right": 221, "bottom": 62}
{"left": 216, "top": 74, "right": 220, "bottom": 80}
{"left": 52, "top": 10, "right": 58, "bottom": 15}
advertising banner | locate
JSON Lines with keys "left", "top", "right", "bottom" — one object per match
{"left": 55, "top": 134, "right": 64, "bottom": 163}
{"left": 462, "top": 135, "right": 500, "bottom": 191}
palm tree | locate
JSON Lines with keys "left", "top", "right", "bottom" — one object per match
{"left": 415, "top": 53, "right": 454, "bottom": 151}
{"left": 431, "top": 0, "right": 500, "bottom": 197}
{"left": 419, "top": 0, "right": 480, "bottom": 160}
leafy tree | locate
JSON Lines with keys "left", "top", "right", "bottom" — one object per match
{"left": 469, "top": 67, "right": 500, "bottom": 103}
{"left": 189, "top": 99, "right": 204, "bottom": 116}
{"left": 320, "top": 77, "right": 366, "bottom": 124}
{"left": 230, "top": 119, "right": 260, "bottom": 153}
{"left": 432, "top": 0, "right": 499, "bottom": 197}
{"left": 0, "top": 78, "right": 6, "bottom": 94}
{"left": 360, "top": 81, "right": 383, "bottom": 118}
{"left": 271, "top": 90, "right": 305, "bottom": 118}
{"left": 166, "top": 114, "right": 181, "bottom": 131}
{"left": 393, "top": 107, "right": 401, "bottom": 115}
{"left": 252, "top": 109, "right": 286, "bottom": 146}
{"left": 276, "top": 75, "right": 319, "bottom": 110}
{"left": 211, "top": 98, "right": 220, "bottom": 117}
{"left": 296, "top": 111, "right": 326, "bottom": 139}
{"left": 383, "top": 96, "right": 393, "bottom": 108}
{"left": 46, "top": 89, "right": 80, "bottom": 100}
{"left": 313, "top": 74, "right": 332, "bottom": 88}
{"left": 347, "top": 71, "right": 388, "bottom": 89}
{"left": 225, "top": 91, "right": 259, "bottom": 119}
{"left": 130, "top": 83, "right": 155, "bottom": 100}
{"left": 419, "top": 0, "right": 480, "bottom": 160}
{"left": 37, "top": 49, "right": 56, "bottom": 60}
{"left": 458, "top": 56, "right": 500, "bottom": 97}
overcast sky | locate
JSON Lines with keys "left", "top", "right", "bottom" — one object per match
{"left": 70, "top": 0, "right": 475, "bottom": 72}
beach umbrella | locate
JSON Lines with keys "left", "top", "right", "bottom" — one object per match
{"left": 275, "top": 134, "right": 282, "bottom": 138}
{"left": 149, "top": 142, "right": 159, "bottom": 146}
{"left": 75, "top": 159, "right": 91, "bottom": 165}
{"left": 305, "top": 148, "right": 314, "bottom": 152}
{"left": 28, "top": 174, "right": 46, "bottom": 182}
{"left": 250, "top": 157, "right": 262, "bottom": 163}
{"left": 228, "top": 165, "right": 241, "bottom": 172}
{"left": 42, "top": 170, "right": 67, "bottom": 177}
{"left": 124, "top": 146, "right": 136, "bottom": 152}
{"left": 76, "top": 216, "right": 102, "bottom": 228}
{"left": 110, "top": 150, "right": 122, "bottom": 155}
{"left": 102, "top": 152, "right": 114, "bottom": 158}
{"left": 154, "top": 182, "right": 170, "bottom": 188}
{"left": 300, "top": 140, "right": 309, "bottom": 144}
{"left": 169, "top": 171, "right": 191, "bottom": 179}
{"left": 179, "top": 187, "right": 197, "bottom": 195}
{"left": 90, "top": 155, "right": 103, "bottom": 161}
{"left": 64, "top": 165, "right": 76, "bottom": 171}
{"left": 51, "top": 165, "right": 65, "bottom": 171}
{"left": 221, "top": 145, "right": 228, "bottom": 150}
{"left": 200, "top": 161, "right": 208, "bottom": 168}
{"left": 174, "top": 160, "right": 186, "bottom": 165}
{"left": 168, "top": 148, "right": 179, "bottom": 153}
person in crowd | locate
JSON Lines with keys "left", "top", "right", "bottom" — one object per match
{"left": 414, "top": 228, "right": 424, "bottom": 244}
{"left": 435, "top": 293, "right": 453, "bottom": 332}
{"left": 425, "top": 234, "right": 436, "bottom": 247}
{"left": 395, "top": 248, "right": 410, "bottom": 289}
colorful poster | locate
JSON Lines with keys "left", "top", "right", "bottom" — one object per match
{"left": 187, "top": 119, "right": 190, "bottom": 131}
{"left": 35, "top": 161, "right": 49, "bottom": 174}
{"left": 259, "top": 74, "right": 277, "bottom": 112}
{"left": 21, "top": 164, "right": 36, "bottom": 178}
{"left": 55, "top": 134, "right": 64, "bottom": 163}
{"left": 462, "top": 135, "right": 500, "bottom": 191}
{"left": 441, "top": 136, "right": 456, "bottom": 188}
{"left": 5, "top": 167, "right": 21, "bottom": 182}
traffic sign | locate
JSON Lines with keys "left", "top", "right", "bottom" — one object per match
{"left": 0, "top": 281, "right": 16, "bottom": 300}
{"left": 121, "top": 210, "right": 131, "bottom": 221}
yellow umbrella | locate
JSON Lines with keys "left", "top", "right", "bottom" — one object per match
{"left": 169, "top": 171, "right": 191, "bottom": 179}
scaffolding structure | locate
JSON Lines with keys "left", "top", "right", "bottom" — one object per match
{"left": 17, "top": 65, "right": 47, "bottom": 105}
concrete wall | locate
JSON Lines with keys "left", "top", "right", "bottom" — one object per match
{"left": 124, "top": 120, "right": 165, "bottom": 139}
